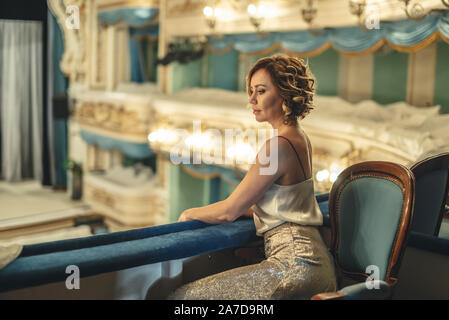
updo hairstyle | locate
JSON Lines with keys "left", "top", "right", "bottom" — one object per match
{"left": 246, "top": 54, "right": 316, "bottom": 125}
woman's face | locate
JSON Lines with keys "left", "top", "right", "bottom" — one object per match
{"left": 249, "top": 68, "right": 284, "bottom": 125}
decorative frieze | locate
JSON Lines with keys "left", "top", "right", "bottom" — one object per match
{"left": 84, "top": 172, "right": 169, "bottom": 226}
{"left": 74, "top": 101, "right": 151, "bottom": 138}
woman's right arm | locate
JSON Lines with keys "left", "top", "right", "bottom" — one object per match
{"left": 242, "top": 207, "right": 254, "bottom": 218}
{"left": 178, "top": 137, "right": 289, "bottom": 223}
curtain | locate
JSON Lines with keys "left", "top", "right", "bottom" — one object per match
{"left": 129, "top": 25, "right": 159, "bottom": 83}
{"left": 98, "top": 7, "right": 158, "bottom": 27}
{"left": 207, "top": 12, "right": 449, "bottom": 56}
{"left": 49, "top": 11, "right": 68, "bottom": 188}
{"left": 0, "top": 20, "right": 43, "bottom": 182}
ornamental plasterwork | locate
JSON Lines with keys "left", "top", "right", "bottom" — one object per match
{"left": 167, "top": 0, "right": 205, "bottom": 17}
{"left": 75, "top": 101, "right": 150, "bottom": 136}
{"left": 84, "top": 181, "right": 169, "bottom": 225}
{"left": 167, "top": 0, "right": 255, "bottom": 17}
{"left": 89, "top": 187, "right": 116, "bottom": 208}
{"left": 47, "top": 0, "right": 89, "bottom": 84}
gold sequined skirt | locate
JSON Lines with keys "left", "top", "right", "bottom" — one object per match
{"left": 168, "top": 222, "right": 337, "bottom": 300}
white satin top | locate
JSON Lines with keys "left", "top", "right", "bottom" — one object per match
{"left": 252, "top": 177, "right": 323, "bottom": 236}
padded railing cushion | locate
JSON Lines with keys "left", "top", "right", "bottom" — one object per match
{"left": 0, "top": 219, "right": 258, "bottom": 292}
{"left": 336, "top": 177, "right": 404, "bottom": 280}
{"left": 20, "top": 220, "right": 210, "bottom": 257}
{"left": 412, "top": 169, "right": 448, "bottom": 234}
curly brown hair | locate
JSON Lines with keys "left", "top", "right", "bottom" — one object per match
{"left": 246, "top": 54, "right": 316, "bottom": 126}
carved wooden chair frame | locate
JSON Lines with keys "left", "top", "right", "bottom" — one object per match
{"left": 328, "top": 161, "right": 415, "bottom": 287}
{"left": 410, "top": 152, "right": 449, "bottom": 236}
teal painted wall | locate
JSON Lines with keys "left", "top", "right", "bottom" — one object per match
{"left": 171, "top": 58, "right": 204, "bottom": 92}
{"left": 307, "top": 48, "right": 339, "bottom": 96}
{"left": 168, "top": 164, "right": 220, "bottom": 222}
{"left": 207, "top": 49, "right": 239, "bottom": 91}
{"left": 219, "top": 177, "right": 240, "bottom": 202}
{"left": 372, "top": 51, "right": 408, "bottom": 104}
{"left": 435, "top": 42, "right": 449, "bottom": 114}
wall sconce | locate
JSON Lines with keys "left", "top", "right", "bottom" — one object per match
{"left": 247, "top": 3, "right": 266, "bottom": 32}
{"left": 302, "top": 0, "right": 317, "bottom": 25}
{"left": 302, "top": 0, "right": 323, "bottom": 35}
{"left": 349, "top": 0, "right": 366, "bottom": 19}
{"left": 247, "top": 2, "right": 276, "bottom": 37}
{"left": 349, "top": 0, "right": 368, "bottom": 29}
{"left": 399, "top": 0, "right": 427, "bottom": 21}
{"left": 203, "top": 5, "right": 222, "bottom": 31}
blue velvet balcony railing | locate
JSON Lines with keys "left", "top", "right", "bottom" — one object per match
{"left": 0, "top": 219, "right": 258, "bottom": 292}
{"left": 0, "top": 195, "right": 447, "bottom": 293}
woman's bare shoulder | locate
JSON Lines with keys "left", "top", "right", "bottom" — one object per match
{"left": 260, "top": 136, "right": 293, "bottom": 158}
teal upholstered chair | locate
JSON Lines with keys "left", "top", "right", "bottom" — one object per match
{"left": 410, "top": 152, "right": 449, "bottom": 236}
{"left": 312, "top": 161, "right": 415, "bottom": 300}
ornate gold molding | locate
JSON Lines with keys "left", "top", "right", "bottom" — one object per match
{"left": 47, "top": 0, "right": 88, "bottom": 83}
{"left": 168, "top": 0, "right": 205, "bottom": 16}
{"left": 75, "top": 101, "right": 149, "bottom": 136}
{"left": 97, "top": 0, "right": 159, "bottom": 11}
{"left": 90, "top": 187, "right": 116, "bottom": 208}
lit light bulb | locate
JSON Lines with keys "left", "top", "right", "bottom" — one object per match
{"left": 329, "top": 172, "right": 339, "bottom": 183}
{"left": 248, "top": 4, "right": 257, "bottom": 15}
{"left": 214, "top": 7, "right": 222, "bottom": 18}
{"left": 203, "top": 6, "right": 213, "bottom": 17}
{"left": 185, "top": 133, "right": 213, "bottom": 149}
{"left": 258, "top": 4, "right": 268, "bottom": 17}
{"left": 264, "top": 3, "right": 277, "bottom": 18}
{"left": 316, "top": 169, "right": 330, "bottom": 182}
{"left": 226, "top": 142, "right": 256, "bottom": 163}
{"left": 148, "top": 129, "right": 178, "bottom": 144}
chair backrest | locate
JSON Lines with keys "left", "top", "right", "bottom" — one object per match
{"left": 410, "top": 152, "right": 449, "bottom": 236}
{"left": 329, "top": 161, "right": 415, "bottom": 286}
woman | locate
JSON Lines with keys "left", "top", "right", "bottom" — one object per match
{"left": 170, "top": 54, "right": 337, "bottom": 300}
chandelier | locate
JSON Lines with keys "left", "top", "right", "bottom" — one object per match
{"left": 247, "top": 1, "right": 277, "bottom": 37}
{"left": 203, "top": 4, "right": 222, "bottom": 32}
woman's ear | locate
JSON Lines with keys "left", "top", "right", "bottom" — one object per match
{"left": 282, "top": 101, "right": 292, "bottom": 116}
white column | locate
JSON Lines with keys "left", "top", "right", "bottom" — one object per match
{"left": 338, "top": 54, "right": 374, "bottom": 103}
{"left": 111, "top": 149, "right": 123, "bottom": 168}
{"left": 89, "top": 1, "right": 105, "bottom": 89}
{"left": 117, "top": 25, "right": 131, "bottom": 83}
{"left": 106, "top": 25, "right": 117, "bottom": 91}
{"left": 406, "top": 42, "right": 437, "bottom": 107}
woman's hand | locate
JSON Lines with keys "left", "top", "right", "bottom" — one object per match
{"left": 178, "top": 208, "right": 196, "bottom": 222}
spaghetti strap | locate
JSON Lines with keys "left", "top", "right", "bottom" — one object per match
{"left": 277, "top": 135, "right": 307, "bottom": 179}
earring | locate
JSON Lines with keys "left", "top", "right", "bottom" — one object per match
{"left": 282, "top": 102, "right": 291, "bottom": 125}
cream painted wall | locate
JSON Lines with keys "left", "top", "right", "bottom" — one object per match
{"left": 338, "top": 54, "right": 374, "bottom": 103}
{"left": 162, "top": 0, "right": 446, "bottom": 38}
{"left": 407, "top": 42, "right": 437, "bottom": 107}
